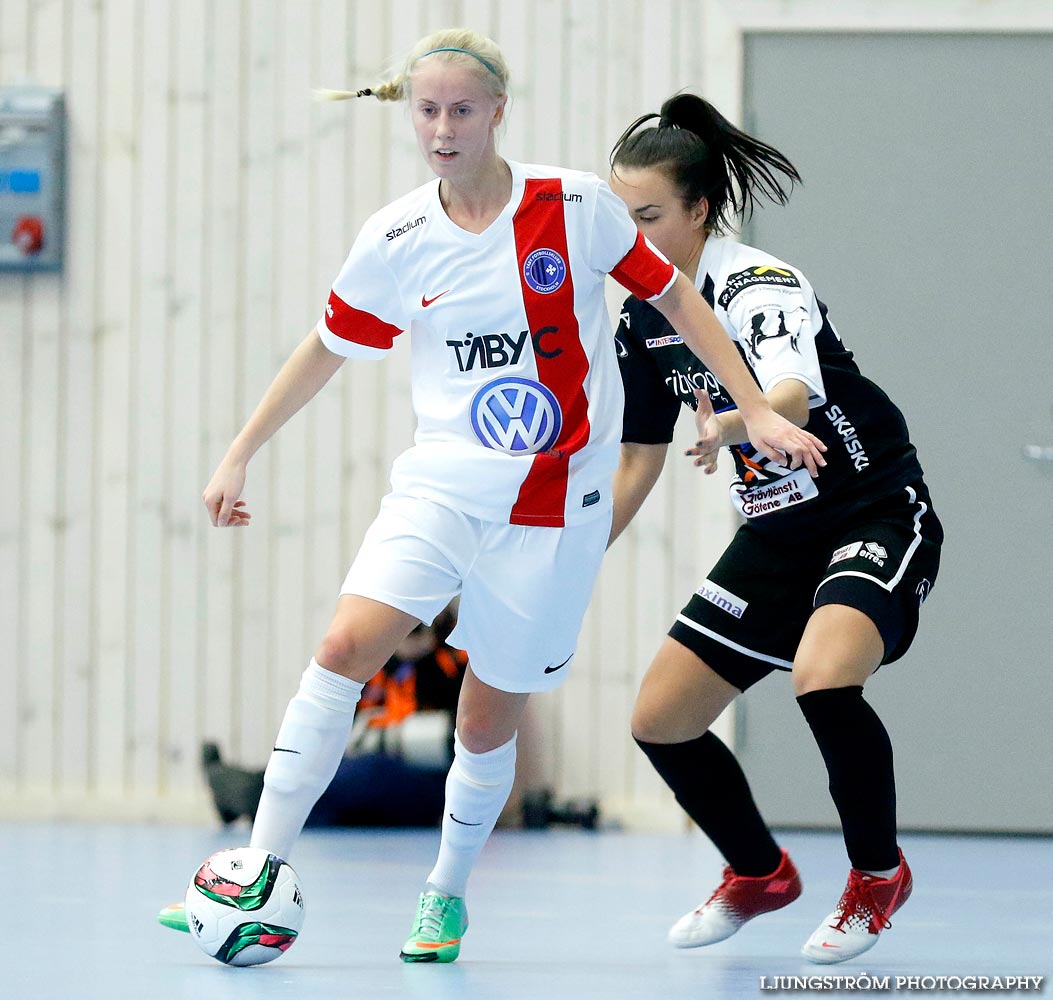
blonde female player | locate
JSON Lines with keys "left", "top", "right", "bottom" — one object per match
{"left": 608, "top": 93, "right": 943, "bottom": 965}
{"left": 160, "top": 34, "right": 824, "bottom": 963}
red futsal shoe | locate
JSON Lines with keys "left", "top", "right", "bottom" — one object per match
{"left": 668, "top": 848, "right": 802, "bottom": 948}
{"left": 802, "top": 848, "right": 913, "bottom": 964}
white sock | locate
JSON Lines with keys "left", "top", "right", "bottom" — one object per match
{"left": 249, "top": 658, "right": 363, "bottom": 860}
{"left": 862, "top": 865, "right": 900, "bottom": 880}
{"left": 426, "top": 731, "right": 517, "bottom": 897}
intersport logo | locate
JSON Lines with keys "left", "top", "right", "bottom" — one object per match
{"left": 470, "top": 377, "right": 563, "bottom": 454}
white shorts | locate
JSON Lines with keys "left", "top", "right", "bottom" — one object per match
{"left": 341, "top": 493, "right": 611, "bottom": 693}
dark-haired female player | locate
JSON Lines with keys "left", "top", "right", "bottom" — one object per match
{"left": 607, "top": 93, "right": 943, "bottom": 965}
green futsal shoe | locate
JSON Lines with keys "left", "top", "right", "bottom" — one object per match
{"left": 157, "top": 901, "right": 190, "bottom": 933}
{"left": 399, "top": 890, "right": 469, "bottom": 963}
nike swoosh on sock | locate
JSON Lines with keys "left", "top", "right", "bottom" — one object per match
{"left": 449, "top": 813, "right": 483, "bottom": 826}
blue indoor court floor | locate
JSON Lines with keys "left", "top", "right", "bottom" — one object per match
{"left": 7, "top": 822, "right": 1051, "bottom": 1000}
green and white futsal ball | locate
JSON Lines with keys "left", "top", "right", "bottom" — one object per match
{"left": 185, "top": 847, "right": 305, "bottom": 966}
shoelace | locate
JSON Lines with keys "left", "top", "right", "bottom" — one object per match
{"left": 699, "top": 866, "right": 737, "bottom": 912}
{"left": 416, "top": 894, "right": 452, "bottom": 939}
{"left": 831, "top": 871, "right": 893, "bottom": 933}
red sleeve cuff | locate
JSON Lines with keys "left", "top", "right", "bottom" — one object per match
{"left": 325, "top": 289, "right": 404, "bottom": 349}
{"left": 609, "top": 231, "right": 677, "bottom": 300}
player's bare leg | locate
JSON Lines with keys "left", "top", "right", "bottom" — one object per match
{"left": 631, "top": 635, "right": 738, "bottom": 744}
{"left": 314, "top": 595, "right": 423, "bottom": 681}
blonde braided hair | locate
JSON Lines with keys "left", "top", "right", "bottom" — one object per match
{"left": 314, "top": 28, "right": 508, "bottom": 104}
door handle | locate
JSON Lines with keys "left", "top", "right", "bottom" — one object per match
{"left": 1022, "top": 445, "right": 1053, "bottom": 463}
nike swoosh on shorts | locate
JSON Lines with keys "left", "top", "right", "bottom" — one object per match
{"left": 544, "top": 654, "right": 573, "bottom": 674}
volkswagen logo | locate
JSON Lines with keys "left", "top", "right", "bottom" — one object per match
{"left": 470, "top": 377, "right": 563, "bottom": 454}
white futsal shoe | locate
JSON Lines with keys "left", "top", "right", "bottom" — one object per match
{"left": 802, "top": 849, "right": 913, "bottom": 964}
{"left": 668, "top": 849, "right": 802, "bottom": 948}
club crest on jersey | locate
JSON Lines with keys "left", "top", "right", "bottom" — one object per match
{"left": 470, "top": 377, "right": 563, "bottom": 455}
{"left": 523, "top": 248, "right": 567, "bottom": 295}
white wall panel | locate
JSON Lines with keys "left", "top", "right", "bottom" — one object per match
{"left": 200, "top": 0, "right": 243, "bottom": 766}
{"left": 23, "top": 0, "right": 64, "bottom": 797}
{"left": 0, "top": 0, "right": 31, "bottom": 802}
{"left": 162, "top": 0, "right": 209, "bottom": 805}
{"left": 93, "top": 0, "right": 137, "bottom": 799}
{"left": 0, "top": 0, "right": 745, "bottom": 825}
{"left": 130, "top": 0, "right": 168, "bottom": 799}
{"left": 57, "top": 0, "right": 102, "bottom": 798}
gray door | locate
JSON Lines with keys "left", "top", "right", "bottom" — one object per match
{"left": 736, "top": 32, "right": 1053, "bottom": 832}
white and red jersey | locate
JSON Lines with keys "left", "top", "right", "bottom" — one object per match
{"left": 318, "top": 159, "right": 676, "bottom": 527}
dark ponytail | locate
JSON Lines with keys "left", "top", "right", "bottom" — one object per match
{"left": 610, "top": 93, "right": 800, "bottom": 234}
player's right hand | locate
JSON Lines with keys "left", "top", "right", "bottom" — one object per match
{"left": 203, "top": 460, "right": 252, "bottom": 527}
{"left": 742, "top": 407, "right": 826, "bottom": 477}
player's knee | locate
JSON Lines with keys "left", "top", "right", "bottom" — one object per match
{"left": 791, "top": 657, "right": 818, "bottom": 696}
{"left": 315, "top": 629, "right": 364, "bottom": 677}
{"left": 455, "top": 715, "right": 509, "bottom": 755}
{"left": 630, "top": 697, "right": 678, "bottom": 744}
{"left": 792, "top": 657, "right": 845, "bottom": 697}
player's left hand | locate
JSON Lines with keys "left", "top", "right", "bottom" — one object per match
{"left": 685, "top": 389, "right": 722, "bottom": 474}
{"left": 743, "top": 405, "right": 827, "bottom": 476}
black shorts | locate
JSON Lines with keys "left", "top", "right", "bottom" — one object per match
{"left": 668, "top": 483, "right": 943, "bottom": 692}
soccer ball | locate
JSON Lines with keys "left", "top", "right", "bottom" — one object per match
{"left": 184, "top": 847, "right": 305, "bottom": 966}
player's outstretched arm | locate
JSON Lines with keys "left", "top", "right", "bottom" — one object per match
{"left": 651, "top": 274, "right": 826, "bottom": 475}
{"left": 608, "top": 442, "right": 669, "bottom": 547}
{"left": 203, "top": 328, "right": 345, "bottom": 527}
{"left": 686, "top": 380, "right": 812, "bottom": 474}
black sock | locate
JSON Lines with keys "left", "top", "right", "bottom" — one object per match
{"left": 635, "top": 732, "right": 782, "bottom": 877}
{"left": 796, "top": 686, "right": 900, "bottom": 872}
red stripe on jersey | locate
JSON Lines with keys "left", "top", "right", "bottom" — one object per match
{"left": 325, "top": 289, "right": 403, "bottom": 349}
{"left": 509, "top": 179, "right": 590, "bottom": 528}
{"left": 610, "top": 230, "right": 676, "bottom": 301}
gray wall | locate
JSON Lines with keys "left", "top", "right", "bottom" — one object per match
{"left": 738, "top": 32, "right": 1053, "bottom": 833}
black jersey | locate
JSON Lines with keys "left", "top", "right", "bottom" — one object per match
{"left": 617, "top": 236, "right": 928, "bottom": 538}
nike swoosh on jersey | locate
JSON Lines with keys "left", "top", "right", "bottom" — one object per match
{"left": 543, "top": 653, "right": 573, "bottom": 674}
{"left": 272, "top": 747, "right": 301, "bottom": 754}
{"left": 421, "top": 290, "right": 450, "bottom": 308}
